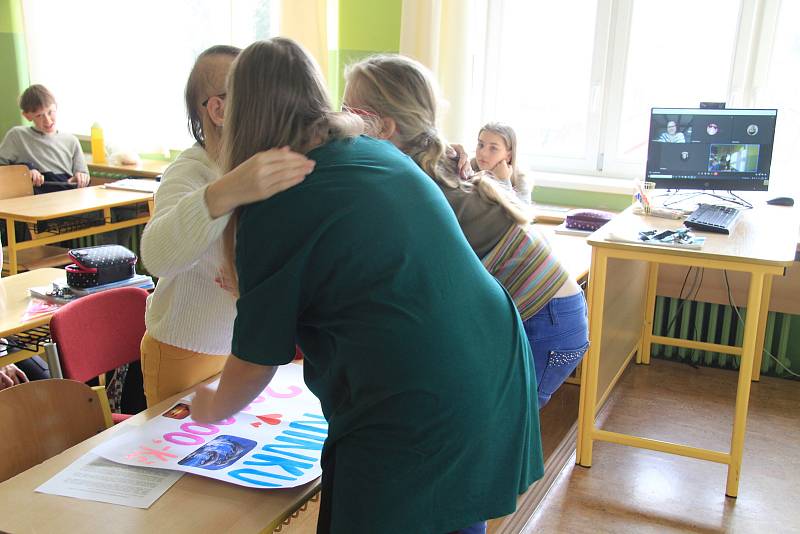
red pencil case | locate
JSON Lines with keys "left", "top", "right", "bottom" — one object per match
{"left": 65, "top": 245, "right": 137, "bottom": 288}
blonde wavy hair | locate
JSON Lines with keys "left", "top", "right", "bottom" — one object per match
{"left": 344, "top": 54, "right": 530, "bottom": 225}
{"left": 221, "top": 38, "right": 363, "bottom": 294}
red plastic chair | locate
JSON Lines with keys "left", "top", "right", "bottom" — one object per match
{"left": 48, "top": 287, "right": 149, "bottom": 424}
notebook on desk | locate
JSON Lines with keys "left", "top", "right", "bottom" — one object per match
{"left": 104, "top": 178, "right": 160, "bottom": 193}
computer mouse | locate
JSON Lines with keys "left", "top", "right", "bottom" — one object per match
{"left": 766, "top": 196, "right": 795, "bottom": 206}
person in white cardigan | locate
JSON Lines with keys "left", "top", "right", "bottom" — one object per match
{"left": 139, "top": 45, "right": 315, "bottom": 406}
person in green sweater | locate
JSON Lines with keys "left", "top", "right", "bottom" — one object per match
{"left": 190, "top": 38, "right": 543, "bottom": 533}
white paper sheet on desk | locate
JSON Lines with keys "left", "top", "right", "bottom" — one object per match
{"left": 92, "top": 363, "right": 326, "bottom": 489}
{"left": 36, "top": 452, "right": 183, "bottom": 508}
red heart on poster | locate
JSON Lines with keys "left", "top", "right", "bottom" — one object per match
{"left": 257, "top": 413, "right": 283, "bottom": 425}
{"left": 250, "top": 421, "right": 262, "bottom": 427}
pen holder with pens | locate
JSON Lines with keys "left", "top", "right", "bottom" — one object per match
{"left": 633, "top": 181, "right": 656, "bottom": 214}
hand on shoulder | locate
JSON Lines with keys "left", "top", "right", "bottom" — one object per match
{"left": 205, "top": 146, "right": 315, "bottom": 219}
{"left": 447, "top": 143, "right": 473, "bottom": 179}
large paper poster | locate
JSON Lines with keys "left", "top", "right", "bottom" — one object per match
{"left": 92, "top": 363, "right": 327, "bottom": 489}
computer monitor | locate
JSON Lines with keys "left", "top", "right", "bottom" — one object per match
{"left": 645, "top": 108, "right": 777, "bottom": 191}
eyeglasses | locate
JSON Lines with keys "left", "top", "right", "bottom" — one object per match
{"left": 202, "top": 93, "right": 226, "bottom": 108}
{"left": 342, "top": 104, "right": 379, "bottom": 118}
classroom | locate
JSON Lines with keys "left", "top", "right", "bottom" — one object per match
{"left": 1, "top": 1, "right": 799, "bottom": 533}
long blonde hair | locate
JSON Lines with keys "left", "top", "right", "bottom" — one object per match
{"left": 475, "top": 122, "right": 529, "bottom": 194}
{"left": 345, "top": 55, "right": 530, "bottom": 225}
{"left": 221, "top": 38, "right": 363, "bottom": 293}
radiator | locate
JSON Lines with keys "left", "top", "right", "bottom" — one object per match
{"left": 651, "top": 296, "right": 798, "bottom": 379}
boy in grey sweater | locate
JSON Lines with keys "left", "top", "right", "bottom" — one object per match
{"left": 0, "top": 84, "right": 133, "bottom": 246}
{"left": 0, "top": 84, "right": 90, "bottom": 188}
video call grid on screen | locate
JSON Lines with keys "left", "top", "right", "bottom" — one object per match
{"left": 645, "top": 108, "right": 777, "bottom": 191}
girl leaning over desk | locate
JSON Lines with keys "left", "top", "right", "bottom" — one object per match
{"left": 343, "top": 55, "right": 589, "bottom": 408}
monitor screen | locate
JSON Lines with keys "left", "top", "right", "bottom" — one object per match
{"left": 645, "top": 108, "right": 777, "bottom": 191}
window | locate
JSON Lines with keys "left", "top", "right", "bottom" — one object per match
{"left": 479, "top": 0, "right": 800, "bottom": 195}
{"left": 22, "top": 0, "right": 277, "bottom": 153}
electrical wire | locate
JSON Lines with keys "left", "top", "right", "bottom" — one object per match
{"left": 723, "top": 270, "right": 800, "bottom": 378}
{"left": 665, "top": 266, "right": 704, "bottom": 337}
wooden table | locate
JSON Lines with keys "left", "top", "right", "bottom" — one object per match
{"left": 535, "top": 222, "right": 591, "bottom": 284}
{"left": 0, "top": 377, "right": 321, "bottom": 534}
{"left": 576, "top": 204, "right": 799, "bottom": 497}
{"left": 0, "top": 268, "right": 65, "bottom": 366}
{"left": 87, "top": 155, "right": 170, "bottom": 179}
{"left": 0, "top": 186, "right": 153, "bottom": 275}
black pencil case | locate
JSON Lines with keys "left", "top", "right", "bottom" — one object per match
{"left": 65, "top": 245, "right": 137, "bottom": 288}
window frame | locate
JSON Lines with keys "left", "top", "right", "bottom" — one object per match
{"left": 478, "top": 0, "right": 790, "bottom": 193}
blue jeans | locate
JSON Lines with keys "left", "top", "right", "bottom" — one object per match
{"left": 523, "top": 292, "right": 589, "bottom": 408}
{"left": 450, "top": 521, "right": 486, "bottom": 534}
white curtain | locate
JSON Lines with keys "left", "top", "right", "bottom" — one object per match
{"left": 279, "top": 0, "right": 330, "bottom": 84}
{"left": 400, "top": 0, "right": 484, "bottom": 145}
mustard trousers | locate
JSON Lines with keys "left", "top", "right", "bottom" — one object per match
{"left": 140, "top": 331, "right": 227, "bottom": 407}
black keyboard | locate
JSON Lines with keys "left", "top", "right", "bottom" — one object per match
{"left": 684, "top": 204, "right": 741, "bottom": 234}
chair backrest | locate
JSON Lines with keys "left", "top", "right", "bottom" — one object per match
{"left": 49, "top": 287, "right": 149, "bottom": 383}
{"left": 0, "top": 164, "right": 33, "bottom": 200}
{"left": 0, "top": 379, "right": 112, "bottom": 482}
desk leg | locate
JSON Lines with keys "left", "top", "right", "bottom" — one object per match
{"left": 576, "top": 355, "right": 589, "bottom": 464}
{"left": 638, "top": 262, "right": 659, "bottom": 365}
{"left": 726, "top": 271, "right": 765, "bottom": 497}
{"left": 751, "top": 274, "right": 773, "bottom": 382}
{"left": 578, "top": 247, "right": 608, "bottom": 468}
{"left": 4, "top": 217, "right": 18, "bottom": 275}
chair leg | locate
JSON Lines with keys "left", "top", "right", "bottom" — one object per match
{"left": 43, "top": 342, "right": 64, "bottom": 379}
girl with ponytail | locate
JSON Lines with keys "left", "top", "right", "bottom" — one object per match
{"left": 345, "top": 54, "right": 588, "bottom": 408}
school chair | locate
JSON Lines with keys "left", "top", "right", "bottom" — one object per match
{"left": 48, "top": 286, "right": 148, "bottom": 424}
{"left": 0, "top": 378, "right": 112, "bottom": 482}
{"left": 0, "top": 164, "right": 70, "bottom": 275}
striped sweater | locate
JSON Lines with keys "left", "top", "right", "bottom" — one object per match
{"left": 481, "top": 224, "right": 569, "bottom": 321}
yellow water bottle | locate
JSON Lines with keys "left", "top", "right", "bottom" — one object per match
{"left": 90, "top": 122, "right": 106, "bottom": 164}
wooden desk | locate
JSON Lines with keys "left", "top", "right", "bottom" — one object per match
{"left": 534, "top": 222, "right": 591, "bottom": 283}
{"left": 0, "top": 379, "right": 320, "bottom": 534}
{"left": 0, "top": 186, "right": 153, "bottom": 275}
{"left": 0, "top": 268, "right": 65, "bottom": 365}
{"left": 87, "top": 155, "right": 170, "bottom": 179}
{"left": 576, "top": 205, "right": 798, "bottom": 497}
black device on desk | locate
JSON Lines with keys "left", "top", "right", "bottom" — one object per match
{"left": 683, "top": 203, "right": 741, "bottom": 234}
{"left": 767, "top": 196, "right": 794, "bottom": 206}
{"left": 34, "top": 181, "right": 78, "bottom": 194}
{"left": 644, "top": 107, "right": 778, "bottom": 234}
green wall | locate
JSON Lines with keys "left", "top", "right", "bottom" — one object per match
{"left": 330, "top": 0, "right": 402, "bottom": 105}
{"left": 532, "top": 186, "right": 631, "bottom": 211}
{"left": 0, "top": 0, "right": 28, "bottom": 137}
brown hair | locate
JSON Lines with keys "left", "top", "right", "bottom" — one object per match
{"left": 345, "top": 55, "right": 530, "bottom": 225}
{"left": 19, "top": 84, "right": 55, "bottom": 113}
{"left": 185, "top": 45, "right": 241, "bottom": 147}
{"left": 475, "top": 122, "right": 529, "bottom": 194}
{"left": 221, "top": 38, "right": 363, "bottom": 294}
